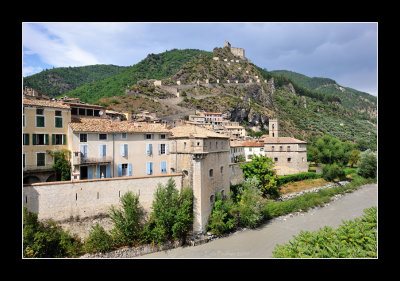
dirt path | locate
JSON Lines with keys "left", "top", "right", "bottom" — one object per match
{"left": 136, "top": 183, "right": 377, "bottom": 258}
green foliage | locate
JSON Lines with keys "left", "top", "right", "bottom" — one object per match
{"left": 277, "top": 172, "right": 323, "bottom": 187}
{"left": 109, "top": 191, "right": 144, "bottom": 246}
{"left": 84, "top": 223, "right": 115, "bottom": 253}
{"left": 239, "top": 155, "right": 279, "bottom": 198}
{"left": 64, "top": 49, "right": 211, "bottom": 104}
{"left": 357, "top": 150, "right": 377, "bottom": 179}
{"left": 235, "top": 154, "right": 246, "bottom": 163}
{"left": 237, "top": 177, "right": 264, "bottom": 228}
{"left": 23, "top": 64, "right": 128, "bottom": 97}
{"left": 50, "top": 150, "right": 71, "bottom": 181}
{"left": 207, "top": 192, "right": 239, "bottom": 236}
{"left": 322, "top": 163, "right": 346, "bottom": 181}
{"left": 311, "top": 134, "right": 354, "bottom": 166}
{"left": 348, "top": 149, "right": 361, "bottom": 168}
{"left": 23, "top": 207, "right": 83, "bottom": 258}
{"left": 142, "top": 178, "right": 193, "bottom": 245}
{"left": 272, "top": 206, "right": 377, "bottom": 258}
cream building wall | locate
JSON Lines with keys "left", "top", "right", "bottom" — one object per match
{"left": 23, "top": 101, "right": 71, "bottom": 183}
{"left": 264, "top": 143, "right": 308, "bottom": 175}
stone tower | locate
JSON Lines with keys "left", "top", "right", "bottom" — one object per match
{"left": 269, "top": 119, "right": 279, "bottom": 138}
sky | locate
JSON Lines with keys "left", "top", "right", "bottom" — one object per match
{"left": 22, "top": 22, "right": 377, "bottom": 96}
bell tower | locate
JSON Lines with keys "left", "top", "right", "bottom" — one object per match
{"left": 269, "top": 118, "right": 279, "bottom": 138}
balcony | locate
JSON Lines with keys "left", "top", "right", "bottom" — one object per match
{"left": 23, "top": 164, "right": 54, "bottom": 172}
{"left": 73, "top": 154, "right": 112, "bottom": 165}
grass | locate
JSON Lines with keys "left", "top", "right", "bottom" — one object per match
{"left": 279, "top": 178, "right": 330, "bottom": 195}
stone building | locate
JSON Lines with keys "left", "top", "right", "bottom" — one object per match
{"left": 225, "top": 40, "right": 246, "bottom": 60}
{"left": 23, "top": 98, "right": 71, "bottom": 184}
{"left": 169, "top": 124, "right": 231, "bottom": 233}
{"left": 263, "top": 119, "right": 308, "bottom": 175}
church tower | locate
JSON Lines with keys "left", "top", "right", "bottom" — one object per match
{"left": 269, "top": 119, "right": 279, "bottom": 138}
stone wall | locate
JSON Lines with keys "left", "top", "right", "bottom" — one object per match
{"left": 228, "top": 162, "right": 244, "bottom": 186}
{"left": 23, "top": 173, "right": 183, "bottom": 238}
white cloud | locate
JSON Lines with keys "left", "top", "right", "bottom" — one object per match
{"left": 22, "top": 66, "right": 43, "bottom": 77}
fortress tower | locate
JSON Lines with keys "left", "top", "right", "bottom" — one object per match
{"left": 225, "top": 40, "right": 246, "bottom": 60}
{"left": 269, "top": 118, "right": 279, "bottom": 138}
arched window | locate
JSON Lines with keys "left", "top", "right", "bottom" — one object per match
{"left": 209, "top": 169, "right": 214, "bottom": 177}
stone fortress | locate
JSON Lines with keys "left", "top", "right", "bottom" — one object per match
{"left": 224, "top": 40, "right": 246, "bottom": 60}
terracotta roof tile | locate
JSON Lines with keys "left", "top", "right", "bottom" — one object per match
{"left": 263, "top": 137, "right": 307, "bottom": 144}
{"left": 69, "top": 117, "right": 169, "bottom": 133}
{"left": 170, "top": 124, "right": 230, "bottom": 139}
{"left": 23, "top": 97, "right": 70, "bottom": 109}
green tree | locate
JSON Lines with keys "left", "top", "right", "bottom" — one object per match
{"left": 237, "top": 177, "right": 264, "bottom": 228}
{"left": 50, "top": 150, "right": 71, "bottom": 181}
{"left": 312, "top": 135, "right": 354, "bottom": 166}
{"left": 239, "top": 155, "right": 279, "bottom": 198}
{"left": 357, "top": 150, "right": 377, "bottom": 179}
{"left": 348, "top": 149, "right": 361, "bottom": 168}
{"left": 109, "top": 191, "right": 144, "bottom": 246}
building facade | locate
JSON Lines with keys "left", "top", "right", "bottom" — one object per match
{"left": 23, "top": 98, "right": 71, "bottom": 184}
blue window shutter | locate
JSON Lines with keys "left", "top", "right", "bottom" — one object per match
{"left": 121, "top": 144, "right": 124, "bottom": 156}
{"left": 151, "top": 134, "right": 154, "bottom": 140}
{"left": 106, "top": 165, "right": 111, "bottom": 178}
{"left": 146, "top": 144, "right": 150, "bottom": 155}
{"left": 96, "top": 165, "right": 100, "bottom": 179}
{"left": 146, "top": 162, "right": 150, "bottom": 174}
{"left": 88, "top": 166, "right": 93, "bottom": 179}
{"left": 161, "top": 161, "right": 166, "bottom": 173}
{"left": 150, "top": 162, "right": 153, "bottom": 174}
{"left": 103, "top": 145, "right": 106, "bottom": 157}
{"left": 166, "top": 144, "right": 169, "bottom": 155}
{"left": 124, "top": 144, "right": 128, "bottom": 156}
{"left": 118, "top": 164, "right": 122, "bottom": 177}
{"left": 128, "top": 163, "right": 132, "bottom": 176}
{"left": 99, "top": 145, "right": 103, "bottom": 157}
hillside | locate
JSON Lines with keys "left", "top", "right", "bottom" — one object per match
{"left": 98, "top": 46, "right": 376, "bottom": 148}
{"left": 271, "top": 70, "right": 377, "bottom": 122}
{"left": 23, "top": 64, "right": 128, "bottom": 97}
{"left": 62, "top": 49, "right": 212, "bottom": 104}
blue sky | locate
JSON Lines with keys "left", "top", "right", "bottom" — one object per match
{"left": 22, "top": 22, "right": 377, "bottom": 96}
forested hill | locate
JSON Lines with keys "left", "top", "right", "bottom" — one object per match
{"left": 54, "top": 49, "right": 212, "bottom": 103}
{"left": 271, "top": 70, "right": 377, "bottom": 122}
{"left": 23, "top": 64, "right": 128, "bottom": 97}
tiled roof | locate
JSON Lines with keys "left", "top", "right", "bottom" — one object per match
{"left": 23, "top": 97, "right": 70, "bottom": 109}
{"left": 69, "top": 117, "right": 169, "bottom": 133}
{"left": 242, "top": 141, "right": 264, "bottom": 147}
{"left": 170, "top": 124, "right": 230, "bottom": 139}
{"left": 263, "top": 137, "right": 307, "bottom": 144}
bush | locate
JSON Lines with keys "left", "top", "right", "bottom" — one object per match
{"left": 237, "top": 177, "right": 264, "bottom": 228}
{"left": 272, "top": 206, "right": 377, "bottom": 258}
{"left": 207, "top": 192, "right": 239, "bottom": 236}
{"left": 142, "top": 178, "right": 193, "bottom": 245}
{"left": 84, "top": 223, "right": 115, "bottom": 253}
{"left": 322, "top": 163, "right": 346, "bottom": 181}
{"left": 357, "top": 150, "right": 377, "bottom": 179}
{"left": 109, "top": 191, "right": 144, "bottom": 246}
{"left": 23, "top": 207, "right": 83, "bottom": 258}
{"left": 277, "top": 172, "right": 322, "bottom": 186}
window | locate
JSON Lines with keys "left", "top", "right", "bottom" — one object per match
{"left": 197, "top": 142, "right": 200, "bottom": 146}
{"left": 23, "top": 134, "right": 29, "bottom": 145}
{"left": 287, "top": 158, "right": 291, "bottom": 162}
{"left": 121, "top": 144, "right": 128, "bottom": 157}
{"left": 161, "top": 161, "right": 167, "bottom": 173}
{"left": 146, "top": 162, "right": 153, "bottom": 175}
{"left": 71, "top": 108, "right": 78, "bottom": 115}
{"left": 159, "top": 134, "right": 167, "bottom": 139}
{"left": 121, "top": 133, "right": 127, "bottom": 139}
{"left": 55, "top": 110, "right": 62, "bottom": 116}
{"left": 271, "top": 146, "right": 274, "bottom": 151}
{"left": 146, "top": 143, "right": 153, "bottom": 156}
{"left": 249, "top": 147, "right": 252, "bottom": 152}
{"left": 23, "top": 153, "right": 25, "bottom": 168}
{"left": 99, "top": 133, "right": 107, "bottom": 140}
{"left": 36, "top": 153, "right": 45, "bottom": 167}
{"left": 99, "top": 144, "right": 107, "bottom": 157}
{"left": 220, "top": 166, "right": 223, "bottom": 174}
{"left": 121, "top": 164, "right": 128, "bottom": 177}
{"left": 94, "top": 110, "right": 100, "bottom": 117}
{"left": 280, "top": 146, "right": 283, "bottom": 151}
{"left": 55, "top": 116, "right": 63, "bottom": 128}
{"left": 210, "top": 195, "right": 215, "bottom": 204}
{"left": 80, "top": 134, "right": 87, "bottom": 143}
{"left": 184, "top": 142, "right": 186, "bottom": 149}
{"left": 53, "top": 134, "right": 64, "bottom": 145}
{"left": 36, "top": 109, "right": 44, "bottom": 115}
{"left": 145, "top": 134, "right": 153, "bottom": 140}
{"left": 32, "top": 134, "right": 48, "bottom": 145}
{"left": 80, "top": 144, "right": 88, "bottom": 158}
{"left": 209, "top": 169, "right": 214, "bottom": 177}
{"left": 87, "top": 109, "right": 93, "bottom": 116}
{"left": 158, "top": 143, "right": 168, "bottom": 155}
{"left": 274, "top": 157, "right": 278, "bottom": 162}
{"left": 36, "top": 115, "right": 45, "bottom": 127}
{"left": 79, "top": 108, "right": 86, "bottom": 115}
{"left": 260, "top": 148, "right": 264, "bottom": 151}
{"left": 287, "top": 146, "right": 291, "bottom": 151}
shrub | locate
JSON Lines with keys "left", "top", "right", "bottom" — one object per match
{"left": 23, "top": 207, "right": 83, "bottom": 258}
{"left": 109, "top": 191, "right": 144, "bottom": 246}
{"left": 142, "top": 178, "right": 193, "bottom": 245}
{"left": 322, "top": 163, "right": 346, "bottom": 181}
{"left": 272, "top": 206, "right": 377, "bottom": 258}
{"left": 207, "top": 192, "right": 239, "bottom": 236}
{"left": 84, "top": 223, "right": 115, "bottom": 253}
{"left": 277, "top": 172, "right": 322, "bottom": 186}
{"left": 357, "top": 150, "right": 377, "bottom": 179}
{"left": 237, "top": 177, "right": 264, "bottom": 228}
